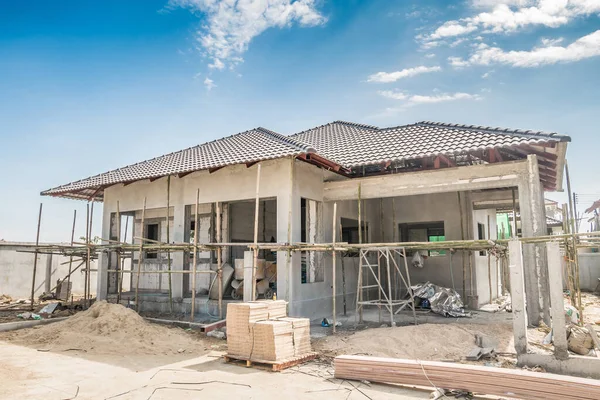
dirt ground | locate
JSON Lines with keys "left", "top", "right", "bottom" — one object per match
{"left": 0, "top": 301, "right": 226, "bottom": 370}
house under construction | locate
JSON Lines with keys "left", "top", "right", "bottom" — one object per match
{"left": 41, "top": 120, "right": 571, "bottom": 326}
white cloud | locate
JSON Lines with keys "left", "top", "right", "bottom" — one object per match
{"left": 377, "top": 90, "right": 408, "bottom": 100}
{"left": 171, "top": 0, "right": 326, "bottom": 68}
{"left": 453, "top": 29, "right": 600, "bottom": 67}
{"left": 208, "top": 58, "right": 225, "bottom": 70}
{"left": 481, "top": 69, "right": 494, "bottom": 78}
{"left": 204, "top": 77, "right": 216, "bottom": 90}
{"left": 421, "top": 1, "right": 600, "bottom": 45}
{"left": 425, "top": 53, "right": 436, "bottom": 58}
{"left": 541, "top": 36, "right": 565, "bottom": 46}
{"left": 378, "top": 90, "right": 481, "bottom": 105}
{"left": 367, "top": 66, "right": 442, "bottom": 83}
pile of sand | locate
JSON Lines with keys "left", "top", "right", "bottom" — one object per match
{"left": 1, "top": 301, "right": 212, "bottom": 356}
{"left": 313, "top": 323, "right": 514, "bottom": 361}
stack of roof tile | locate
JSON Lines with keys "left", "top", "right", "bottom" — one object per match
{"left": 226, "top": 300, "right": 313, "bottom": 362}
{"left": 277, "top": 317, "right": 312, "bottom": 356}
{"left": 251, "top": 320, "right": 295, "bottom": 361}
{"left": 226, "top": 302, "right": 269, "bottom": 358}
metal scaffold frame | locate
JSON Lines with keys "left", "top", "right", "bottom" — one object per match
{"left": 356, "top": 247, "right": 418, "bottom": 327}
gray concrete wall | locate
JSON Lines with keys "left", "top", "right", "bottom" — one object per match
{"left": 0, "top": 243, "right": 97, "bottom": 299}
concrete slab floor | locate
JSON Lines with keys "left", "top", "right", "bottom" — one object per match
{"left": 0, "top": 342, "right": 429, "bottom": 400}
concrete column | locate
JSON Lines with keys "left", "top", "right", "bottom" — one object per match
{"left": 509, "top": 239, "right": 528, "bottom": 355}
{"left": 517, "top": 155, "right": 550, "bottom": 326}
{"left": 547, "top": 242, "right": 568, "bottom": 360}
{"left": 44, "top": 254, "right": 52, "bottom": 293}
{"left": 171, "top": 203, "right": 185, "bottom": 299}
{"left": 276, "top": 158, "right": 298, "bottom": 305}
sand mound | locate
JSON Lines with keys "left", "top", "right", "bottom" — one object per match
{"left": 313, "top": 323, "right": 514, "bottom": 361}
{"left": 1, "top": 301, "right": 210, "bottom": 356}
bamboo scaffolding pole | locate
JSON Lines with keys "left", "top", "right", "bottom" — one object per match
{"left": 166, "top": 175, "right": 173, "bottom": 313}
{"left": 332, "top": 202, "right": 337, "bottom": 333}
{"left": 488, "top": 215, "right": 492, "bottom": 304}
{"left": 116, "top": 202, "right": 121, "bottom": 303}
{"left": 191, "top": 189, "right": 199, "bottom": 321}
{"left": 84, "top": 203, "right": 90, "bottom": 307}
{"left": 286, "top": 156, "right": 294, "bottom": 303}
{"left": 30, "top": 203, "right": 43, "bottom": 310}
{"left": 458, "top": 192, "right": 466, "bottom": 300}
{"left": 87, "top": 201, "right": 95, "bottom": 307}
{"left": 339, "top": 221, "right": 347, "bottom": 316}
{"left": 66, "top": 209, "right": 76, "bottom": 301}
{"left": 512, "top": 188, "right": 518, "bottom": 237}
{"left": 118, "top": 214, "right": 129, "bottom": 303}
{"left": 378, "top": 198, "right": 384, "bottom": 323}
{"left": 105, "top": 269, "right": 215, "bottom": 274}
{"left": 392, "top": 197, "right": 398, "bottom": 300}
{"left": 357, "top": 183, "right": 363, "bottom": 323}
{"left": 135, "top": 197, "right": 147, "bottom": 312}
{"left": 216, "top": 201, "right": 223, "bottom": 318}
{"left": 565, "top": 160, "right": 583, "bottom": 321}
{"left": 252, "top": 164, "right": 261, "bottom": 301}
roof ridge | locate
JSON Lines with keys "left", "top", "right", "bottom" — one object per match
{"left": 256, "top": 127, "right": 316, "bottom": 153}
{"left": 414, "top": 121, "right": 570, "bottom": 141}
{"left": 290, "top": 120, "right": 379, "bottom": 137}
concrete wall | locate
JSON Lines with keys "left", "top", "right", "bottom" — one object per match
{"left": 572, "top": 252, "right": 600, "bottom": 291}
{"left": 0, "top": 243, "right": 97, "bottom": 299}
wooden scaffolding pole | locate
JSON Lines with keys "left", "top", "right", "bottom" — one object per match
{"left": 356, "top": 183, "right": 363, "bottom": 323}
{"left": 84, "top": 203, "right": 90, "bottom": 307}
{"left": 118, "top": 214, "right": 128, "bottom": 303}
{"left": 66, "top": 209, "right": 76, "bottom": 302}
{"left": 378, "top": 198, "right": 384, "bottom": 323}
{"left": 30, "top": 203, "right": 43, "bottom": 310}
{"left": 512, "top": 188, "right": 518, "bottom": 238}
{"left": 216, "top": 201, "right": 223, "bottom": 318}
{"left": 332, "top": 202, "right": 337, "bottom": 333}
{"left": 166, "top": 176, "right": 173, "bottom": 313}
{"left": 487, "top": 215, "right": 492, "bottom": 304}
{"left": 392, "top": 197, "right": 398, "bottom": 300}
{"left": 458, "top": 192, "right": 467, "bottom": 300}
{"left": 191, "top": 189, "right": 199, "bottom": 321}
{"left": 565, "top": 160, "right": 583, "bottom": 321}
{"left": 252, "top": 164, "right": 262, "bottom": 301}
{"left": 116, "top": 202, "right": 121, "bottom": 303}
{"left": 87, "top": 201, "right": 95, "bottom": 307}
{"left": 135, "top": 197, "right": 147, "bottom": 312}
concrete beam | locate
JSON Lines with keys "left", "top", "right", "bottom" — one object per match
{"left": 518, "top": 354, "right": 600, "bottom": 380}
{"left": 323, "top": 161, "right": 527, "bottom": 201}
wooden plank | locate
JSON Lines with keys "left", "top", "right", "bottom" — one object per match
{"left": 334, "top": 355, "right": 600, "bottom": 400}
{"left": 224, "top": 352, "right": 318, "bottom": 372}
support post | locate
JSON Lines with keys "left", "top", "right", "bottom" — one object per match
{"left": 191, "top": 189, "right": 199, "bottom": 321}
{"left": 66, "top": 209, "right": 76, "bottom": 302}
{"left": 252, "top": 164, "right": 261, "bottom": 301}
{"left": 458, "top": 192, "right": 467, "bottom": 301}
{"left": 512, "top": 188, "right": 518, "bottom": 237}
{"left": 87, "top": 201, "right": 94, "bottom": 307}
{"left": 332, "top": 202, "right": 337, "bottom": 333}
{"left": 118, "top": 215, "right": 129, "bottom": 302}
{"left": 487, "top": 215, "right": 492, "bottom": 304}
{"left": 547, "top": 242, "right": 568, "bottom": 360}
{"left": 84, "top": 203, "right": 90, "bottom": 307}
{"left": 357, "top": 183, "right": 363, "bottom": 323}
{"left": 116, "top": 202, "right": 121, "bottom": 303}
{"left": 30, "top": 203, "right": 43, "bottom": 310}
{"left": 508, "top": 239, "right": 528, "bottom": 355}
{"left": 166, "top": 175, "right": 172, "bottom": 313}
{"left": 135, "top": 197, "right": 147, "bottom": 312}
{"left": 216, "top": 201, "right": 223, "bottom": 319}
{"left": 565, "top": 160, "right": 582, "bottom": 320}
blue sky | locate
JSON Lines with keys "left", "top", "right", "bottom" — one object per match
{"left": 1, "top": 0, "right": 599, "bottom": 241}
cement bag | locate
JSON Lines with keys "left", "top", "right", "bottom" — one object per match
{"left": 412, "top": 252, "right": 424, "bottom": 268}
{"left": 567, "top": 325, "right": 593, "bottom": 355}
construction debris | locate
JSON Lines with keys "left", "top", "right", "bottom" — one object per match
{"left": 567, "top": 325, "right": 594, "bottom": 355}
{"left": 412, "top": 282, "right": 471, "bottom": 318}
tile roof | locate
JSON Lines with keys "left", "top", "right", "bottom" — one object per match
{"left": 42, "top": 127, "right": 315, "bottom": 200}
{"left": 291, "top": 121, "right": 570, "bottom": 168}
{"left": 42, "top": 120, "right": 570, "bottom": 201}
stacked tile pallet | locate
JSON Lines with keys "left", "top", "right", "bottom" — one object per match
{"left": 226, "top": 300, "right": 315, "bottom": 369}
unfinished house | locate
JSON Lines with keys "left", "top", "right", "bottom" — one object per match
{"left": 42, "top": 121, "right": 570, "bottom": 325}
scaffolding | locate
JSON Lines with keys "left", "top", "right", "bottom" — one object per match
{"left": 356, "top": 247, "right": 418, "bottom": 326}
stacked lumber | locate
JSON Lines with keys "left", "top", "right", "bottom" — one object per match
{"left": 278, "top": 317, "right": 312, "bottom": 356}
{"left": 226, "top": 300, "right": 313, "bottom": 364}
{"left": 226, "top": 302, "right": 269, "bottom": 358}
{"left": 334, "top": 355, "right": 600, "bottom": 400}
{"left": 251, "top": 320, "right": 294, "bottom": 361}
